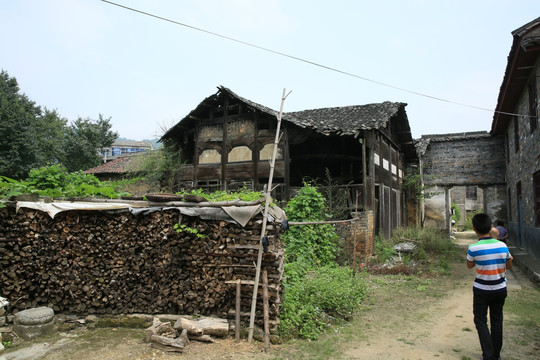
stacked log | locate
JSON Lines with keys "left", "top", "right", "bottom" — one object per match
{"left": 0, "top": 204, "right": 283, "bottom": 326}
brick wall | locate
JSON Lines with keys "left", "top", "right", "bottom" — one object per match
{"left": 335, "top": 210, "right": 375, "bottom": 265}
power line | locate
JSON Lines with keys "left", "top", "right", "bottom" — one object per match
{"left": 101, "top": 0, "right": 518, "bottom": 118}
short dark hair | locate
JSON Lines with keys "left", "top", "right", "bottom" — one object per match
{"left": 472, "top": 213, "right": 492, "bottom": 235}
{"left": 496, "top": 220, "right": 505, "bottom": 226}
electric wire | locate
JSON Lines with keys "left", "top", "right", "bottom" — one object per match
{"left": 101, "top": 0, "right": 522, "bottom": 119}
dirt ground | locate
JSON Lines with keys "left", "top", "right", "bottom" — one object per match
{"left": 2, "top": 239, "right": 539, "bottom": 360}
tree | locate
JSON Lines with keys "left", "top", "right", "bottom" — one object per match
{"left": 0, "top": 70, "right": 118, "bottom": 176}
{"left": 59, "top": 115, "right": 118, "bottom": 172}
{"left": 0, "top": 70, "right": 44, "bottom": 178}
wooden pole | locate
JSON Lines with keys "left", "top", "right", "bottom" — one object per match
{"left": 262, "top": 270, "right": 270, "bottom": 352}
{"left": 352, "top": 193, "right": 359, "bottom": 273}
{"left": 235, "top": 279, "right": 241, "bottom": 341}
{"left": 248, "top": 88, "right": 289, "bottom": 343}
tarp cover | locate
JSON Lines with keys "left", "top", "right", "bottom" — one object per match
{"left": 16, "top": 201, "right": 286, "bottom": 227}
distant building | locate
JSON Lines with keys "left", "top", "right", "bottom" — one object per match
{"left": 101, "top": 140, "right": 154, "bottom": 162}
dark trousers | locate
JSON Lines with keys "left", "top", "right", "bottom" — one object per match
{"left": 473, "top": 289, "right": 507, "bottom": 360}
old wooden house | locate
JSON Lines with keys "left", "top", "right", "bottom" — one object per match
{"left": 161, "top": 87, "right": 418, "bottom": 237}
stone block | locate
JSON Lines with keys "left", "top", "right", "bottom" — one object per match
{"left": 14, "top": 307, "right": 54, "bottom": 326}
{"left": 13, "top": 320, "right": 55, "bottom": 340}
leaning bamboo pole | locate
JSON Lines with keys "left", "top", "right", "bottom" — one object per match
{"left": 248, "top": 88, "right": 290, "bottom": 343}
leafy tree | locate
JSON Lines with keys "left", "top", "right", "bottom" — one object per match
{"left": 59, "top": 115, "right": 118, "bottom": 172}
{"left": 33, "top": 109, "right": 67, "bottom": 166}
{"left": 0, "top": 70, "right": 43, "bottom": 178}
{"left": 0, "top": 70, "right": 115, "bottom": 177}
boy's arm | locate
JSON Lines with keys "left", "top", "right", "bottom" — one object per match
{"left": 506, "top": 255, "right": 513, "bottom": 270}
{"left": 467, "top": 260, "right": 475, "bottom": 269}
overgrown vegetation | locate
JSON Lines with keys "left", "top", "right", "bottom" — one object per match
{"left": 279, "top": 183, "right": 367, "bottom": 340}
{"left": 126, "top": 140, "right": 183, "bottom": 192}
{"left": 371, "top": 227, "right": 457, "bottom": 275}
{"left": 451, "top": 202, "right": 461, "bottom": 223}
{"left": 0, "top": 164, "right": 132, "bottom": 207}
{"left": 177, "top": 187, "right": 264, "bottom": 202}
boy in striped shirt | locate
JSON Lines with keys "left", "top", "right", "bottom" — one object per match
{"left": 467, "top": 213, "right": 513, "bottom": 360}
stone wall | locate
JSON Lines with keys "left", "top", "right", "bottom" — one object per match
{"left": 504, "top": 59, "right": 540, "bottom": 261}
{"left": 419, "top": 133, "right": 507, "bottom": 230}
{"left": 422, "top": 134, "right": 505, "bottom": 187}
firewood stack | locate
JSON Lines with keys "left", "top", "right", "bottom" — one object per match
{"left": 0, "top": 205, "right": 284, "bottom": 327}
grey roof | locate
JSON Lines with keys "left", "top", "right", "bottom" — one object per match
{"left": 415, "top": 131, "right": 491, "bottom": 156}
{"left": 219, "top": 87, "right": 407, "bottom": 135}
{"left": 162, "top": 86, "right": 407, "bottom": 140}
{"left": 285, "top": 102, "right": 406, "bottom": 136}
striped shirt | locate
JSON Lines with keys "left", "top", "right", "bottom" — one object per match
{"left": 467, "top": 238, "right": 511, "bottom": 293}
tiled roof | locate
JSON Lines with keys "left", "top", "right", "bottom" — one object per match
{"left": 285, "top": 102, "right": 406, "bottom": 136}
{"left": 162, "top": 86, "right": 407, "bottom": 140}
{"left": 85, "top": 155, "right": 141, "bottom": 175}
{"left": 415, "top": 131, "right": 491, "bottom": 156}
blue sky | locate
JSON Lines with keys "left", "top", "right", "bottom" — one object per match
{"left": 2, "top": 1, "right": 539, "bottom": 140}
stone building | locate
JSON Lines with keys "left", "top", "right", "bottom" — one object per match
{"left": 416, "top": 132, "right": 506, "bottom": 231}
{"left": 491, "top": 16, "right": 540, "bottom": 261}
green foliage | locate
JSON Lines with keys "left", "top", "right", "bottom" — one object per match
{"left": 178, "top": 187, "right": 264, "bottom": 202}
{"left": 451, "top": 202, "right": 461, "bottom": 222}
{"left": 0, "top": 164, "right": 129, "bottom": 203}
{"left": 373, "top": 227, "right": 456, "bottom": 274}
{"left": 174, "top": 223, "right": 206, "bottom": 239}
{"left": 403, "top": 166, "right": 441, "bottom": 200}
{"left": 279, "top": 184, "right": 364, "bottom": 340}
{"left": 59, "top": 115, "right": 118, "bottom": 173}
{"left": 127, "top": 140, "right": 182, "bottom": 192}
{"left": 0, "top": 70, "right": 44, "bottom": 178}
{"left": 279, "top": 266, "right": 366, "bottom": 340}
{"left": 0, "top": 70, "right": 117, "bottom": 178}
{"left": 282, "top": 183, "right": 338, "bottom": 266}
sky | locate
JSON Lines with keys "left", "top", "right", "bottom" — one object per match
{"left": 2, "top": 1, "right": 540, "bottom": 141}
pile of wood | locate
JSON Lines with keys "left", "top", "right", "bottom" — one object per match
{"left": 0, "top": 205, "right": 284, "bottom": 327}
{"left": 145, "top": 316, "right": 229, "bottom": 352}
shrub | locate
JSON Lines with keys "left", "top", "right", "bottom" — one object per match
{"left": 279, "top": 184, "right": 366, "bottom": 340}
{"left": 279, "top": 265, "right": 366, "bottom": 340}
{"left": 282, "top": 183, "right": 338, "bottom": 266}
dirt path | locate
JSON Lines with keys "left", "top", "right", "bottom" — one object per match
{"left": 344, "top": 269, "right": 477, "bottom": 359}
{"left": 342, "top": 237, "right": 531, "bottom": 360}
